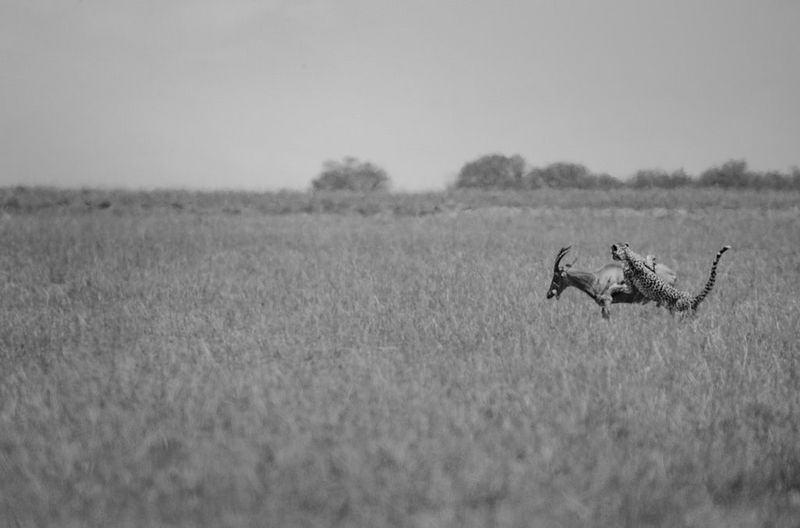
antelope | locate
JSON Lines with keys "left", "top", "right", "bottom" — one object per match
{"left": 546, "top": 246, "right": 677, "bottom": 319}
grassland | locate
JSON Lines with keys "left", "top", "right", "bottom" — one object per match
{"left": 1, "top": 189, "right": 799, "bottom": 527}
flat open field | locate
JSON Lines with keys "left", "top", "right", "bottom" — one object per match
{"left": 1, "top": 190, "right": 799, "bottom": 527}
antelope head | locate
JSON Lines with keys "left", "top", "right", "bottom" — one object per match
{"left": 546, "top": 246, "right": 575, "bottom": 299}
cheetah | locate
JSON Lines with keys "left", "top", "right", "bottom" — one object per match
{"left": 610, "top": 243, "right": 731, "bottom": 313}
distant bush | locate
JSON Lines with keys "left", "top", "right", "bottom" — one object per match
{"left": 595, "top": 173, "right": 625, "bottom": 189}
{"left": 454, "top": 156, "right": 800, "bottom": 191}
{"left": 311, "top": 157, "right": 390, "bottom": 192}
{"left": 759, "top": 167, "right": 800, "bottom": 190}
{"left": 698, "top": 159, "right": 755, "bottom": 188}
{"left": 455, "top": 156, "right": 627, "bottom": 190}
{"left": 697, "top": 160, "right": 800, "bottom": 190}
{"left": 526, "top": 162, "right": 623, "bottom": 189}
{"left": 629, "top": 168, "right": 692, "bottom": 189}
{"left": 455, "top": 154, "right": 527, "bottom": 189}
{"left": 528, "top": 162, "right": 588, "bottom": 188}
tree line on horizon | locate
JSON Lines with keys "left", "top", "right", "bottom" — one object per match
{"left": 311, "top": 155, "right": 800, "bottom": 192}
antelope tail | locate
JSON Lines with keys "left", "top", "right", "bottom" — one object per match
{"left": 690, "top": 246, "right": 731, "bottom": 311}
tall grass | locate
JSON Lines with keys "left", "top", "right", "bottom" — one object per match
{"left": 3, "top": 186, "right": 800, "bottom": 216}
{"left": 1, "top": 196, "right": 799, "bottom": 527}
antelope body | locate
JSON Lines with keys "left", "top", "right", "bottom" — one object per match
{"left": 546, "top": 246, "right": 677, "bottom": 319}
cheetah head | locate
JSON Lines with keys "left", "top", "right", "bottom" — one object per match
{"left": 610, "top": 243, "right": 630, "bottom": 262}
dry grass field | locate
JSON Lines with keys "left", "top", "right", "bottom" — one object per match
{"left": 1, "top": 189, "right": 799, "bottom": 527}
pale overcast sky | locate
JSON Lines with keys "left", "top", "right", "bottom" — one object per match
{"left": 1, "top": 0, "right": 799, "bottom": 190}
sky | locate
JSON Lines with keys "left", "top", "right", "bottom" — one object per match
{"left": 1, "top": 0, "right": 799, "bottom": 191}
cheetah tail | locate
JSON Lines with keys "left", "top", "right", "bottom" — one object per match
{"left": 690, "top": 245, "right": 731, "bottom": 311}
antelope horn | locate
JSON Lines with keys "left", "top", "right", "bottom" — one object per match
{"left": 553, "top": 246, "right": 572, "bottom": 272}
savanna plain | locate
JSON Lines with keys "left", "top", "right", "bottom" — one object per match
{"left": 1, "top": 189, "right": 799, "bottom": 527}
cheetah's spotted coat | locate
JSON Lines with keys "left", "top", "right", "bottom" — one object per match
{"left": 610, "top": 243, "right": 730, "bottom": 313}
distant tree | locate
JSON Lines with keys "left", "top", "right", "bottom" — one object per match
{"left": 526, "top": 162, "right": 620, "bottom": 189}
{"left": 698, "top": 159, "right": 754, "bottom": 188}
{"left": 790, "top": 166, "right": 800, "bottom": 189}
{"left": 540, "top": 162, "right": 589, "bottom": 188}
{"left": 665, "top": 168, "right": 693, "bottom": 188}
{"left": 455, "top": 154, "right": 527, "bottom": 189}
{"left": 595, "top": 172, "right": 625, "bottom": 189}
{"left": 630, "top": 169, "right": 667, "bottom": 189}
{"left": 759, "top": 170, "right": 789, "bottom": 190}
{"left": 311, "top": 157, "right": 390, "bottom": 192}
{"left": 629, "top": 168, "right": 692, "bottom": 189}
{"left": 750, "top": 167, "right": 800, "bottom": 190}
